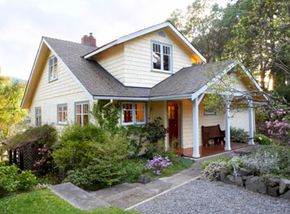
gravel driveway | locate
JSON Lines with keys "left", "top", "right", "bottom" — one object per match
{"left": 134, "top": 180, "right": 290, "bottom": 214}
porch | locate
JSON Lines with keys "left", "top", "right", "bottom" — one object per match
{"left": 176, "top": 142, "right": 249, "bottom": 158}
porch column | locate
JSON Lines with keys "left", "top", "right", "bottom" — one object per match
{"left": 192, "top": 98, "right": 200, "bottom": 158}
{"left": 248, "top": 98, "right": 255, "bottom": 145}
{"left": 224, "top": 96, "right": 232, "bottom": 151}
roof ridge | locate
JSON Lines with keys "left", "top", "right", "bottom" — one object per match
{"left": 42, "top": 36, "right": 87, "bottom": 47}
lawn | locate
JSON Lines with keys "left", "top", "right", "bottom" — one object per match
{"left": 0, "top": 189, "right": 133, "bottom": 214}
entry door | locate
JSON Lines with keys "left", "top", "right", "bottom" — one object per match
{"left": 168, "top": 103, "right": 179, "bottom": 148}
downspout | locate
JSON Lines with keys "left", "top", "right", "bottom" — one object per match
{"left": 103, "top": 99, "right": 113, "bottom": 108}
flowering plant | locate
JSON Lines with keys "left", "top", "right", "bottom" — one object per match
{"left": 146, "top": 155, "right": 172, "bottom": 175}
{"left": 265, "top": 108, "right": 290, "bottom": 143}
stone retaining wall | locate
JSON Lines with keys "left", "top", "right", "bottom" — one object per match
{"left": 219, "top": 168, "right": 290, "bottom": 200}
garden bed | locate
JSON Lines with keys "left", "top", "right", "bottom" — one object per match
{"left": 201, "top": 144, "right": 290, "bottom": 200}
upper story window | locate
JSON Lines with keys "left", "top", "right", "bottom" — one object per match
{"left": 57, "top": 104, "right": 68, "bottom": 125}
{"left": 35, "top": 107, "right": 41, "bottom": 127}
{"left": 152, "top": 42, "right": 172, "bottom": 72}
{"left": 122, "top": 102, "right": 146, "bottom": 125}
{"left": 75, "top": 102, "right": 89, "bottom": 126}
{"left": 48, "top": 55, "right": 58, "bottom": 82}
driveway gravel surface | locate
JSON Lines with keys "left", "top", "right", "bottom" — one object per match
{"left": 134, "top": 180, "right": 290, "bottom": 214}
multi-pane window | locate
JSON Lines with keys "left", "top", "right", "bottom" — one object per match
{"left": 35, "top": 107, "right": 41, "bottom": 127}
{"left": 75, "top": 102, "right": 89, "bottom": 126}
{"left": 48, "top": 55, "right": 58, "bottom": 82}
{"left": 152, "top": 42, "right": 172, "bottom": 72}
{"left": 57, "top": 104, "right": 68, "bottom": 125}
{"left": 122, "top": 103, "right": 146, "bottom": 125}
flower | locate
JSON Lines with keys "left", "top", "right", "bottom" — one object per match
{"left": 146, "top": 155, "right": 172, "bottom": 175}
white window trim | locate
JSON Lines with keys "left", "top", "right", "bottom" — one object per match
{"left": 57, "top": 104, "right": 68, "bottom": 125}
{"left": 121, "top": 102, "right": 146, "bottom": 126}
{"left": 48, "top": 55, "right": 58, "bottom": 82}
{"left": 35, "top": 107, "right": 41, "bottom": 127}
{"left": 75, "top": 101, "right": 89, "bottom": 127}
{"left": 151, "top": 41, "right": 173, "bottom": 73}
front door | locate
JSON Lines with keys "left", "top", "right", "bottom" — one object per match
{"left": 168, "top": 103, "right": 180, "bottom": 149}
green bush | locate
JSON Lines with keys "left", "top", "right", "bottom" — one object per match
{"left": 0, "top": 165, "right": 37, "bottom": 196}
{"left": 53, "top": 126, "right": 128, "bottom": 189}
{"left": 201, "top": 157, "right": 231, "bottom": 170}
{"left": 254, "top": 133, "right": 272, "bottom": 145}
{"left": 230, "top": 127, "right": 248, "bottom": 143}
{"left": 121, "top": 159, "right": 146, "bottom": 183}
{"left": 201, "top": 160, "right": 230, "bottom": 181}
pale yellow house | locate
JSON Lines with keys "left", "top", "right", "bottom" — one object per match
{"left": 21, "top": 22, "right": 265, "bottom": 158}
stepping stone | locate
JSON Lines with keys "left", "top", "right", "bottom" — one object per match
{"left": 50, "top": 182, "right": 110, "bottom": 210}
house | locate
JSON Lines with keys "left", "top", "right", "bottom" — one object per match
{"left": 21, "top": 21, "right": 266, "bottom": 158}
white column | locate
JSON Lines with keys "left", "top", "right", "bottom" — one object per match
{"left": 248, "top": 98, "right": 255, "bottom": 145}
{"left": 192, "top": 98, "right": 200, "bottom": 158}
{"left": 224, "top": 96, "right": 232, "bottom": 151}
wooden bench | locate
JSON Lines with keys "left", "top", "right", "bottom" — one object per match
{"left": 202, "top": 125, "right": 225, "bottom": 147}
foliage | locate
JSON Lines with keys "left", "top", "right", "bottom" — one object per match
{"left": 144, "top": 140, "right": 165, "bottom": 159}
{"left": 143, "top": 117, "right": 166, "bottom": 144}
{"left": 0, "top": 73, "right": 27, "bottom": 142}
{"left": 230, "top": 127, "right": 248, "bottom": 143}
{"left": 0, "top": 165, "right": 37, "bottom": 196}
{"left": 240, "top": 145, "right": 290, "bottom": 177}
{"left": 201, "top": 157, "right": 231, "bottom": 170}
{"left": 254, "top": 133, "right": 272, "bottom": 145}
{"left": 121, "top": 159, "right": 146, "bottom": 183}
{"left": 122, "top": 125, "right": 144, "bottom": 158}
{"left": 201, "top": 160, "right": 229, "bottom": 181}
{"left": 0, "top": 189, "right": 134, "bottom": 214}
{"left": 53, "top": 126, "right": 128, "bottom": 189}
{"left": 146, "top": 155, "right": 172, "bottom": 175}
{"left": 91, "top": 101, "right": 121, "bottom": 134}
{"left": 265, "top": 108, "right": 290, "bottom": 143}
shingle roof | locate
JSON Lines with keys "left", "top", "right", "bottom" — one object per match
{"left": 44, "top": 37, "right": 235, "bottom": 99}
{"left": 150, "top": 60, "right": 235, "bottom": 97}
{"left": 44, "top": 37, "right": 150, "bottom": 98}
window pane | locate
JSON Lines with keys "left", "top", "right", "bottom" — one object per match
{"left": 83, "top": 104, "right": 89, "bottom": 114}
{"left": 76, "top": 115, "right": 82, "bottom": 125}
{"left": 163, "top": 55, "right": 170, "bottom": 71}
{"left": 76, "top": 104, "right": 81, "bottom": 114}
{"left": 135, "top": 103, "right": 145, "bottom": 123}
{"left": 152, "top": 43, "right": 161, "bottom": 70}
{"left": 123, "top": 104, "right": 133, "bottom": 123}
{"left": 58, "top": 111, "right": 63, "bottom": 122}
{"left": 83, "top": 115, "right": 89, "bottom": 125}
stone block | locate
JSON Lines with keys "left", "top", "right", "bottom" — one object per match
{"left": 238, "top": 168, "right": 251, "bottom": 177}
{"left": 279, "top": 179, "right": 290, "bottom": 194}
{"left": 245, "top": 176, "right": 267, "bottom": 194}
{"left": 267, "top": 186, "right": 279, "bottom": 197}
{"left": 138, "top": 174, "right": 152, "bottom": 184}
{"left": 267, "top": 177, "right": 280, "bottom": 187}
{"left": 235, "top": 176, "right": 244, "bottom": 187}
{"left": 280, "top": 190, "right": 290, "bottom": 200}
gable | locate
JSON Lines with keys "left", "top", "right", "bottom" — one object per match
{"left": 22, "top": 40, "right": 92, "bottom": 109}
{"left": 84, "top": 21, "right": 206, "bottom": 62}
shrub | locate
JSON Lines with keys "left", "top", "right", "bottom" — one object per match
{"left": 254, "top": 133, "right": 272, "bottom": 145}
{"left": 122, "top": 125, "right": 144, "bottom": 158}
{"left": 201, "top": 157, "right": 231, "bottom": 170}
{"left": 143, "top": 117, "right": 165, "bottom": 144}
{"left": 121, "top": 159, "right": 146, "bottom": 183}
{"left": 240, "top": 145, "right": 290, "bottom": 176}
{"left": 145, "top": 140, "right": 165, "bottom": 159}
{"left": 201, "top": 160, "right": 229, "bottom": 181}
{"left": 146, "top": 155, "right": 172, "bottom": 175}
{"left": 0, "top": 165, "right": 37, "bottom": 196}
{"left": 53, "top": 127, "right": 128, "bottom": 189}
{"left": 230, "top": 127, "right": 248, "bottom": 143}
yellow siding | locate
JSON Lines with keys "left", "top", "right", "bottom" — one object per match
{"left": 123, "top": 29, "right": 194, "bottom": 87}
{"left": 94, "top": 45, "right": 125, "bottom": 84}
{"left": 29, "top": 51, "right": 92, "bottom": 128}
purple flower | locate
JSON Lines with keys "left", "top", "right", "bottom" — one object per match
{"left": 146, "top": 155, "right": 172, "bottom": 175}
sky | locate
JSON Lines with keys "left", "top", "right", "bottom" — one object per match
{"left": 0, "top": 0, "right": 228, "bottom": 80}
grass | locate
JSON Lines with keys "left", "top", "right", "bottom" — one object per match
{"left": 0, "top": 189, "right": 133, "bottom": 214}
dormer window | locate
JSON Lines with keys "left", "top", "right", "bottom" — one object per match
{"left": 48, "top": 55, "right": 58, "bottom": 82}
{"left": 152, "top": 42, "right": 172, "bottom": 72}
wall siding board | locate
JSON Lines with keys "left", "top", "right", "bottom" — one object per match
{"left": 29, "top": 51, "right": 91, "bottom": 129}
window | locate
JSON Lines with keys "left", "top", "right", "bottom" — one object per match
{"left": 48, "top": 55, "right": 58, "bottom": 82}
{"left": 152, "top": 42, "right": 172, "bottom": 72}
{"left": 57, "top": 104, "right": 68, "bottom": 125}
{"left": 204, "top": 107, "right": 216, "bottom": 116}
{"left": 35, "top": 107, "right": 41, "bottom": 127}
{"left": 122, "top": 102, "right": 146, "bottom": 125}
{"left": 75, "top": 102, "right": 89, "bottom": 126}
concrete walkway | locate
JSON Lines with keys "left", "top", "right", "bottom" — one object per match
{"left": 49, "top": 146, "right": 254, "bottom": 210}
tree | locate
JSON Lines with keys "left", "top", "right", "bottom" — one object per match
{"left": 0, "top": 72, "right": 27, "bottom": 141}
